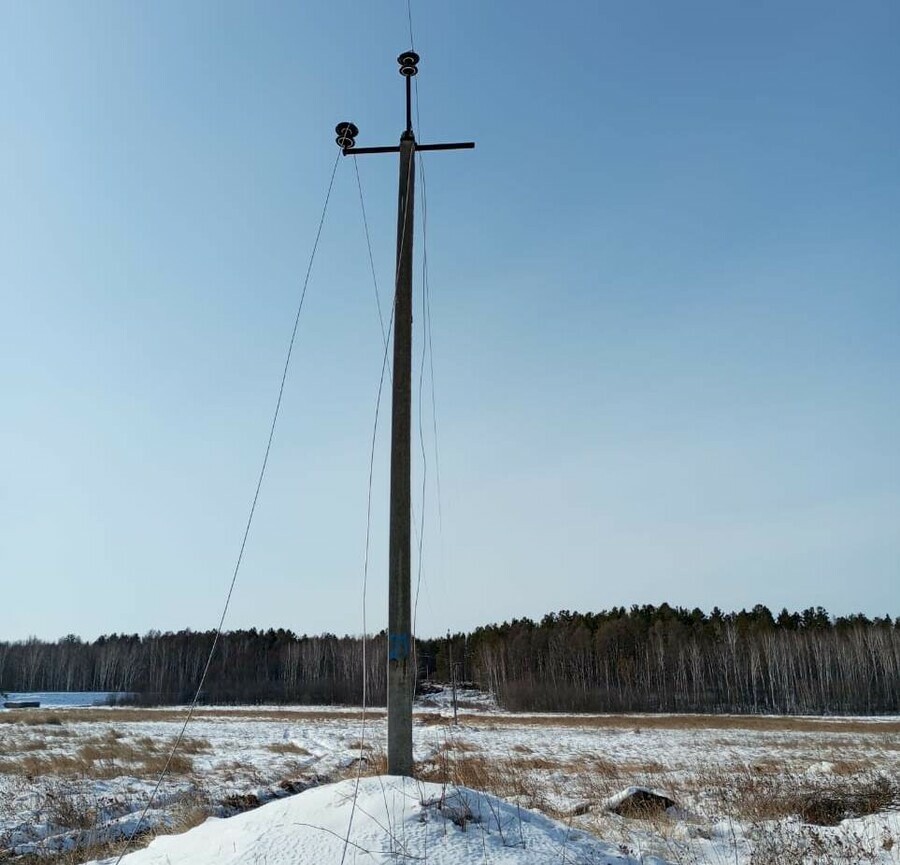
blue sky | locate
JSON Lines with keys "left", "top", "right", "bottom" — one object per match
{"left": 1, "top": 1, "right": 897, "bottom": 641}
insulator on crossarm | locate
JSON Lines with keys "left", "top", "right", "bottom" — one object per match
{"left": 335, "top": 121, "right": 359, "bottom": 149}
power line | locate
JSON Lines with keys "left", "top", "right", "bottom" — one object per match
{"left": 112, "top": 150, "right": 342, "bottom": 864}
{"left": 406, "top": 0, "right": 416, "bottom": 52}
{"left": 411, "top": 72, "right": 447, "bottom": 647}
{"left": 354, "top": 156, "right": 388, "bottom": 347}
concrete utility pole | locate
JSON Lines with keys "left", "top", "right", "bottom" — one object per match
{"left": 448, "top": 631, "right": 458, "bottom": 726}
{"left": 336, "top": 52, "right": 473, "bottom": 777}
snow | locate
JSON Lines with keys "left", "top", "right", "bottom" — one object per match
{"left": 82, "top": 776, "right": 665, "bottom": 865}
{"left": 1, "top": 697, "right": 898, "bottom": 863}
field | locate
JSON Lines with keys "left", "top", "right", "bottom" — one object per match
{"left": 1, "top": 690, "right": 899, "bottom": 864}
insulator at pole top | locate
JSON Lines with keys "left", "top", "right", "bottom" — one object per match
{"left": 335, "top": 121, "right": 359, "bottom": 149}
{"left": 398, "top": 51, "right": 419, "bottom": 76}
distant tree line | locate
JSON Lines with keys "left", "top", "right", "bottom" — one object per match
{"left": 456, "top": 605, "right": 900, "bottom": 714}
{"left": 1, "top": 605, "right": 898, "bottom": 714}
{"left": 0, "top": 630, "right": 387, "bottom": 705}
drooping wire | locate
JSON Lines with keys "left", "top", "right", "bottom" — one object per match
{"left": 422, "top": 159, "right": 445, "bottom": 546}
{"left": 412, "top": 152, "right": 430, "bottom": 641}
{"left": 410, "top": 69, "right": 447, "bottom": 654}
{"left": 354, "top": 157, "right": 388, "bottom": 347}
{"left": 406, "top": 0, "right": 416, "bottom": 51}
{"left": 112, "top": 150, "right": 342, "bottom": 864}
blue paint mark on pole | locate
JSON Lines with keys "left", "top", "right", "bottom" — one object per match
{"left": 389, "top": 633, "right": 410, "bottom": 661}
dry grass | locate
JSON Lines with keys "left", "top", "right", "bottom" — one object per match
{"left": 343, "top": 747, "right": 387, "bottom": 776}
{"left": 415, "top": 749, "right": 567, "bottom": 815}
{"left": 458, "top": 712, "right": 900, "bottom": 735}
{"left": 438, "top": 738, "right": 479, "bottom": 753}
{"left": 5, "top": 787, "right": 213, "bottom": 865}
{"left": 0, "top": 711, "right": 66, "bottom": 727}
{"left": 573, "top": 754, "right": 620, "bottom": 778}
{"left": 507, "top": 755, "right": 559, "bottom": 771}
{"left": 2, "top": 704, "right": 897, "bottom": 865}
{"left": 828, "top": 757, "right": 878, "bottom": 775}
{"left": 0, "top": 735, "right": 196, "bottom": 779}
{"left": 745, "top": 772, "right": 898, "bottom": 825}
{"left": 177, "top": 736, "right": 212, "bottom": 754}
{"left": 265, "top": 741, "right": 312, "bottom": 756}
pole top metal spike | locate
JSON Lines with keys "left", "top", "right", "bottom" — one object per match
{"left": 398, "top": 51, "right": 419, "bottom": 76}
{"left": 335, "top": 121, "right": 359, "bottom": 149}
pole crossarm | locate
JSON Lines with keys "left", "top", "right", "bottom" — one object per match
{"left": 334, "top": 49, "right": 473, "bottom": 779}
{"left": 343, "top": 142, "right": 475, "bottom": 156}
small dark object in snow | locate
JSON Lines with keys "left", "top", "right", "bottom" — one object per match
{"left": 3, "top": 701, "right": 40, "bottom": 709}
{"left": 609, "top": 788, "right": 676, "bottom": 818}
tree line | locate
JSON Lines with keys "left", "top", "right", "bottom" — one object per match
{"left": 1, "top": 604, "right": 898, "bottom": 714}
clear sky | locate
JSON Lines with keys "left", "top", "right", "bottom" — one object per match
{"left": 1, "top": 1, "right": 898, "bottom": 642}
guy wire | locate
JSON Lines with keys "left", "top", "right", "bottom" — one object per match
{"left": 112, "top": 150, "right": 342, "bottom": 864}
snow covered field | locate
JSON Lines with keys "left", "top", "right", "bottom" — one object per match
{"left": 1, "top": 690, "right": 898, "bottom": 863}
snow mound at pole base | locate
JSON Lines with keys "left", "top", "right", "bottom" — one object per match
{"left": 84, "top": 775, "right": 672, "bottom": 865}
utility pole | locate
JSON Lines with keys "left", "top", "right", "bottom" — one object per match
{"left": 448, "top": 631, "right": 458, "bottom": 726}
{"left": 336, "top": 52, "right": 473, "bottom": 777}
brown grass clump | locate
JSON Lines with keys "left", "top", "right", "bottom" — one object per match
{"left": 0, "top": 711, "right": 66, "bottom": 727}
{"left": 221, "top": 792, "right": 261, "bottom": 813}
{"left": 139, "top": 750, "right": 194, "bottom": 776}
{"left": 438, "top": 739, "right": 479, "bottom": 753}
{"left": 265, "top": 741, "right": 312, "bottom": 756}
{"left": 172, "top": 798, "right": 213, "bottom": 833}
{"left": 356, "top": 748, "right": 388, "bottom": 776}
{"left": 797, "top": 775, "right": 897, "bottom": 826}
{"left": 828, "top": 757, "right": 877, "bottom": 776}
{"left": 177, "top": 736, "right": 212, "bottom": 754}
{"left": 0, "top": 736, "right": 195, "bottom": 779}
{"left": 507, "top": 755, "right": 558, "bottom": 771}
{"left": 415, "top": 750, "right": 560, "bottom": 814}
{"left": 576, "top": 754, "right": 620, "bottom": 778}
{"left": 689, "top": 766, "right": 899, "bottom": 825}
